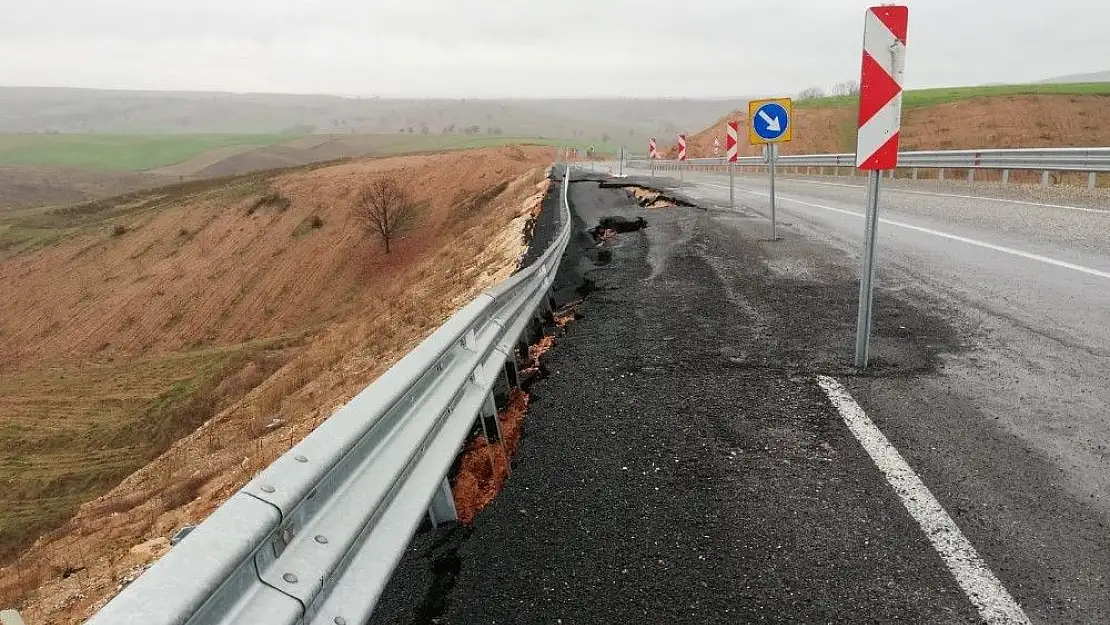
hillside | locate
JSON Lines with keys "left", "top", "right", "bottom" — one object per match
{"left": 0, "top": 146, "right": 554, "bottom": 623}
{"left": 0, "top": 87, "right": 750, "bottom": 146}
{"left": 0, "top": 133, "right": 599, "bottom": 212}
{"left": 678, "top": 89, "right": 1110, "bottom": 158}
{"left": 1040, "top": 70, "right": 1110, "bottom": 84}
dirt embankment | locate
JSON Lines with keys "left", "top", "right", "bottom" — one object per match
{"left": 0, "top": 145, "right": 556, "bottom": 624}
{"left": 675, "top": 94, "right": 1110, "bottom": 157}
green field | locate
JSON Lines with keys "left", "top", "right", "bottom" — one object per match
{"left": 0, "top": 134, "right": 295, "bottom": 170}
{"left": 309, "top": 133, "right": 623, "bottom": 155}
{"left": 0, "top": 133, "right": 621, "bottom": 173}
{"left": 796, "top": 82, "right": 1110, "bottom": 109}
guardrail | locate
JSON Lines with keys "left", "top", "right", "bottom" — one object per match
{"left": 627, "top": 147, "right": 1110, "bottom": 188}
{"left": 87, "top": 167, "right": 575, "bottom": 625}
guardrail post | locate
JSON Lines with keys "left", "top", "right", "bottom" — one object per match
{"left": 1002, "top": 169, "right": 1010, "bottom": 185}
{"left": 1089, "top": 172, "right": 1098, "bottom": 190}
{"left": 968, "top": 169, "right": 975, "bottom": 183}
{"left": 912, "top": 168, "right": 919, "bottom": 180}
{"left": 938, "top": 168, "right": 945, "bottom": 181}
{"left": 427, "top": 478, "right": 458, "bottom": 527}
{"left": 480, "top": 393, "right": 503, "bottom": 443}
{"left": 1041, "top": 170, "right": 1051, "bottom": 186}
{"left": 503, "top": 359, "right": 520, "bottom": 389}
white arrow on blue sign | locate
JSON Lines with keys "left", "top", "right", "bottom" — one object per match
{"left": 753, "top": 102, "right": 790, "bottom": 141}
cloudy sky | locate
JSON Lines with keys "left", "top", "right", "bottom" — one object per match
{"left": 0, "top": 0, "right": 1105, "bottom": 97}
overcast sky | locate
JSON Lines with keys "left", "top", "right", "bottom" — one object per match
{"left": 0, "top": 0, "right": 1106, "bottom": 98}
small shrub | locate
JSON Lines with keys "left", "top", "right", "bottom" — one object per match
{"left": 292, "top": 214, "right": 325, "bottom": 238}
{"left": 247, "top": 190, "right": 292, "bottom": 215}
{"left": 111, "top": 224, "right": 129, "bottom": 237}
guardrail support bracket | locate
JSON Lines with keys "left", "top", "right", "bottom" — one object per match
{"left": 428, "top": 478, "right": 458, "bottom": 527}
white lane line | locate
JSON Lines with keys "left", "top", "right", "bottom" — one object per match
{"left": 816, "top": 376, "right": 1031, "bottom": 625}
{"left": 778, "top": 177, "right": 1110, "bottom": 215}
{"left": 632, "top": 166, "right": 1109, "bottom": 215}
{"left": 700, "top": 182, "right": 1110, "bottom": 280}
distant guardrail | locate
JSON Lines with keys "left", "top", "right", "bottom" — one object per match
{"left": 627, "top": 147, "right": 1110, "bottom": 188}
{"left": 86, "top": 167, "right": 575, "bottom": 625}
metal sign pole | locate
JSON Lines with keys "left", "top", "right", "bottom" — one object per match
{"left": 619, "top": 147, "right": 625, "bottom": 177}
{"left": 854, "top": 170, "right": 882, "bottom": 368}
{"left": 769, "top": 144, "right": 778, "bottom": 240}
{"left": 729, "top": 163, "right": 735, "bottom": 208}
{"left": 650, "top": 156, "right": 655, "bottom": 182}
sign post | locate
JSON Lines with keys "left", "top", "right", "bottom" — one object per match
{"left": 749, "top": 97, "right": 793, "bottom": 240}
{"left": 726, "top": 121, "right": 739, "bottom": 208}
{"left": 677, "top": 133, "right": 687, "bottom": 181}
{"left": 854, "top": 5, "right": 908, "bottom": 369}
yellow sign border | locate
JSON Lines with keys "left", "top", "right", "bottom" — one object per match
{"left": 748, "top": 98, "right": 793, "bottom": 145}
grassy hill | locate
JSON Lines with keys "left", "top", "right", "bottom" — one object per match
{"left": 0, "top": 146, "right": 554, "bottom": 623}
{"left": 0, "top": 133, "right": 610, "bottom": 212}
{"left": 0, "top": 134, "right": 293, "bottom": 170}
{"left": 678, "top": 85, "right": 1110, "bottom": 159}
{"left": 796, "top": 82, "right": 1110, "bottom": 109}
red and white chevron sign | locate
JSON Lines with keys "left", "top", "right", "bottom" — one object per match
{"left": 856, "top": 5, "right": 909, "bottom": 170}
{"left": 726, "top": 122, "right": 739, "bottom": 163}
{"left": 677, "top": 134, "right": 687, "bottom": 161}
{"left": 649, "top": 137, "right": 657, "bottom": 159}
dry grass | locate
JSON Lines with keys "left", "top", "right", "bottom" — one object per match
{"left": 0, "top": 146, "right": 555, "bottom": 624}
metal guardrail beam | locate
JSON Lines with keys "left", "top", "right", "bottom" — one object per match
{"left": 628, "top": 147, "right": 1110, "bottom": 174}
{"left": 86, "top": 167, "right": 575, "bottom": 625}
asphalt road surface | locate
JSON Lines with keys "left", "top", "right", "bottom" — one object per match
{"left": 370, "top": 166, "right": 1109, "bottom": 624}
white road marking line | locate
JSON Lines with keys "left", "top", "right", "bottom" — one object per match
{"left": 780, "top": 177, "right": 1110, "bottom": 215}
{"left": 699, "top": 182, "right": 1110, "bottom": 280}
{"left": 630, "top": 166, "right": 1109, "bottom": 215}
{"left": 816, "top": 376, "right": 1031, "bottom": 625}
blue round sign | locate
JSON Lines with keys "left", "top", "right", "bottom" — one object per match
{"left": 753, "top": 102, "right": 790, "bottom": 141}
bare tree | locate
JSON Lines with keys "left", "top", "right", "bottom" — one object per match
{"left": 832, "top": 80, "right": 861, "bottom": 97}
{"left": 797, "top": 86, "right": 827, "bottom": 100}
{"left": 354, "top": 176, "right": 417, "bottom": 254}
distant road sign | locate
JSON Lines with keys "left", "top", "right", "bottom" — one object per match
{"left": 649, "top": 137, "right": 658, "bottom": 159}
{"left": 726, "top": 122, "right": 739, "bottom": 162}
{"left": 677, "top": 134, "right": 687, "bottom": 161}
{"left": 749, "top": 98, "right": 793, "bottom": 144}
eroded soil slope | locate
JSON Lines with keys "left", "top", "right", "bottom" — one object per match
{"left": 0, "top": 145, "right": 554, "bottom": 624}
{"left": 677, "top": 94, "right": 1110, "bottom": 157}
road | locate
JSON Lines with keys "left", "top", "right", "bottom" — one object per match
{"left": 626, "top": 164, "right": 1110, "bottom": 620}
{"left": 370, "top": 166, "right": 1109, "bottom": 624}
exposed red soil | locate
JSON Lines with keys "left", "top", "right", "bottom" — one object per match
{"left": 675, "top": 94, "right": 1110, "bottom": 158}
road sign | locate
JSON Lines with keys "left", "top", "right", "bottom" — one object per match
{"left": 854, "top": 5, "right": 909, "bottom": 370}
{"left": 856, "top": 5, "right": 908, "bottom": 170}
{"left": 677, "top": 134, "right": 687, "bottom": 161}
{"left": 726, "top": 122, "right": 739, "bottom": 163}
{"left": 649, "top": 137, "right": 657, "bottom": 159}
{"left": 749, "top": 98, "right": 793, "bottom": 144}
